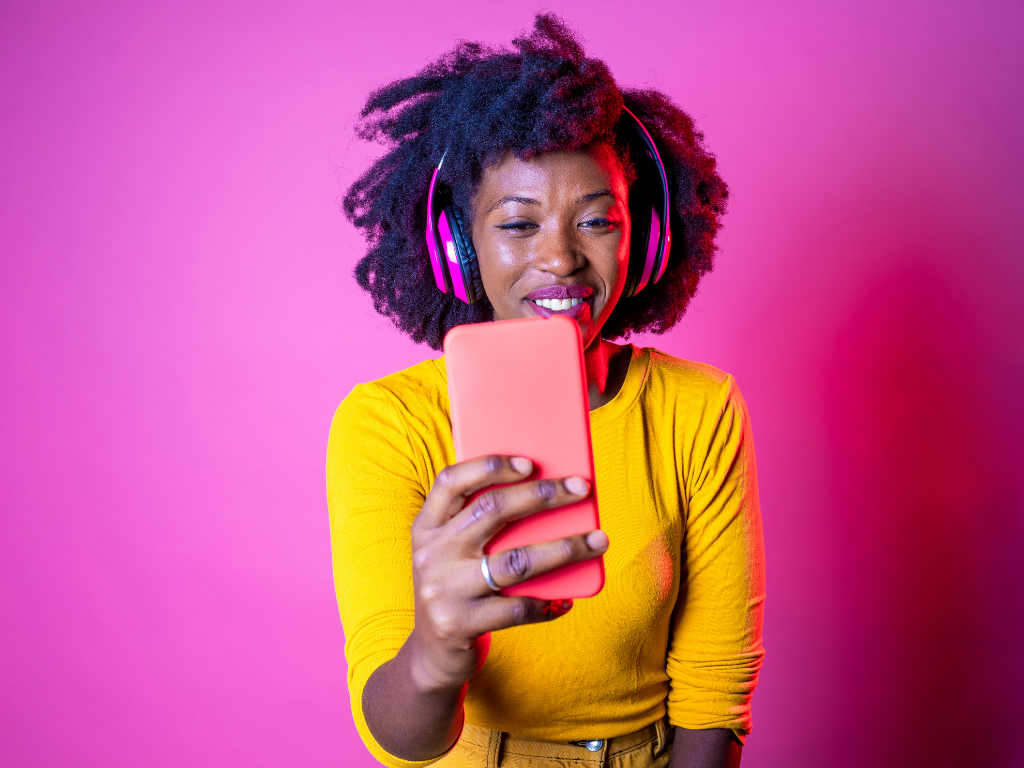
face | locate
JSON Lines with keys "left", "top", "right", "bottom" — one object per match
{"left": 470, "top": 144, "right": 631, "bottom": 350}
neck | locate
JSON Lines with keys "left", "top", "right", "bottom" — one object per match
{"left": 584, "top": 338, "right": 631, "bottom": 411}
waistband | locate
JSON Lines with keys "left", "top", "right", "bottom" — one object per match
{"left": 456, "top": 716, "right": 672, "bottom": 766}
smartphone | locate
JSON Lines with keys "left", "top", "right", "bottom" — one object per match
{"left": 443, "top": 315, "right": 604, "bottom": 600}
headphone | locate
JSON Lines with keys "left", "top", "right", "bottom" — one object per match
{"left": 425, "top": 106, "right": 672, "bottom": 305}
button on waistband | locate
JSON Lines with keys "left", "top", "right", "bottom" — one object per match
{"left": 569, "top": 737, "right": 605, "bottom": 751}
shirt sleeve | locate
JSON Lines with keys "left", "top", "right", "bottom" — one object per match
{"left": 666, "top": 375, "right": 766, "bottom": 741}
{"left": 326, "top": 383, "right": 441, "bottom": 768}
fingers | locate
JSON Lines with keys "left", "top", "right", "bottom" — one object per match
{"left": 453, "top": 475, "right": 591, "bottom": 542}
{"left": 421, "top": 455, "right": 534, "bottom": 527}
{"left": 472, "top": 595, "right": 576, "bottom": 632}
{"left": 482, "top": 530, "right": 608, "bottom": 591}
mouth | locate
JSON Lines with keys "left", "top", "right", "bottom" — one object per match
{"left": 524, "top": 285, "right": 595, "bottom": 320}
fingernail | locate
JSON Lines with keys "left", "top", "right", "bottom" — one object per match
{"left": 511, "top": 457, "right": 532, "bottom": 474}
{"left": 547, "top": 599, "right": 573, "bottom": 615}
{"left": 564, "top": 476, "right": 589, "bottom": 495}
{"left": 586, "top": 530, "right": 609, "bottom": 551}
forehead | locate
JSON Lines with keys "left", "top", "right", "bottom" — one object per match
{"left": 474, "top": 145, "right": 627, "bottom": 203}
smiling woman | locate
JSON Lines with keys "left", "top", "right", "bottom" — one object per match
{"left": 327, "top": 14, "right": 764, "bottom": 768}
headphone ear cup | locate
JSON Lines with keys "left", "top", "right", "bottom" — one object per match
{"left": 624, "top": 205, "right": 653, "bottom": 298}
{"left": 619, "top": 106, "right": 672, "bottom": 296}
{"left": 446, "top": 205, "right": 485, "bottom": 305}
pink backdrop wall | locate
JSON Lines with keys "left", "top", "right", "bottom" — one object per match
{"left": 2, "top": 1, "right": 1022, "bottom": 766}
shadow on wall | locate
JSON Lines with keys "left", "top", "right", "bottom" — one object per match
{"left": 824, "top": 265, "right": 1024, "bottom": 768}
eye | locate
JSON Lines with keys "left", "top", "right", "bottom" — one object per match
{"left": 495, "top": 221, "right": 538, "bottom": 232}
{"left": 580, "top": 217, "right": 615, "bottom": 230}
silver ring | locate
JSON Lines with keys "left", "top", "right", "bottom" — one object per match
{"left": 480, "top": 554, "right": 501, "bottom": 592}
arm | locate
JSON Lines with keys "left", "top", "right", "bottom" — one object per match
{"left": 666, "top": 376, "right": 765, "bottom": 742}
{"left": 328, "top": 386, "right": 607, "bottom": 765}
{"left": 361, "top": 456, "right": 606, "bottom": 761}
{"left": 360, "top": 644, "right": 465, "bottom": 762}
{"left": 669, "top": 728, "right": 742, "bottom": 768}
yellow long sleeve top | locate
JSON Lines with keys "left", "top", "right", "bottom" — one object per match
{"left": 327, "top": 346, "right": 765, "bottom": 767}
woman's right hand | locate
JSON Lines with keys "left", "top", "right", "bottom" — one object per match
{"left": 406, "top": 454, "right": 609, "bottom": 694}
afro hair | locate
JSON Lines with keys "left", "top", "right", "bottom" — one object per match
{"left": 343, "top": 14, "right": 728, "bottom": 349}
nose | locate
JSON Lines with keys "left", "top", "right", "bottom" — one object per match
{"left": 531, "top": 225, "right": 584, "bottom": 277}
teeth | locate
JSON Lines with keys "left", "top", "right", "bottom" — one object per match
{"left": 533, "top": 297, "right": 583, "bottom": 310}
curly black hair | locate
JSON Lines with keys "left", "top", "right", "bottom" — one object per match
{"left": 343, "top": 14, "right": 728, "bottom": 349}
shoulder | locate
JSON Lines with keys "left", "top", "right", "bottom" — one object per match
{"left": 330, "top": 357, "right": 453, "bottom": 471}
{"left": 338, "top": 357, "right": 449, "bottom": 420}
{"left": 328, "top": 358, "right": 453, "bottom": 480}
{"left": 640, "top": 347, "right": 742, "bottom": 412}
{"left": 636, "top": 350, "right": 757, "bottom": 496}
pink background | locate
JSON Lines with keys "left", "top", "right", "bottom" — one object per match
{"left": 2, "top": 1, "right": 1022, "bottom": 766}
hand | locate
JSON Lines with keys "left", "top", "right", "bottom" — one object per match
{"left": 407, "top": 454, "right": 609, "bottom": 693}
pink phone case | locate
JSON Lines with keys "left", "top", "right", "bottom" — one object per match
{"left": 443, "top": 315, "right": 604, "bottom": 600}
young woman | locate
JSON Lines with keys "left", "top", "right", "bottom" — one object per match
{"left": 327, "top": 15, "right": 765, "bottom": 768}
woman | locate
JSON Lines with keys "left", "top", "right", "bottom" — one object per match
{"left": 328, "top": 15, "right": 765, "bottom": 768}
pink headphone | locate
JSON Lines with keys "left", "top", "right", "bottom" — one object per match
{"left": 425, "top": 107, "right": 672, "bottom": 305}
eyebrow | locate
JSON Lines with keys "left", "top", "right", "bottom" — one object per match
{"left": 486, "top": 189, "right": 613, "bottom": 214}
{"left": 578, "top": 190, "right": 613, "bottom": 204}
{"left": 487, "top": 195, "right": 539, "bottom": 213}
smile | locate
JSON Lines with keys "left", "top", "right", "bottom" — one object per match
{"left": 524, "top": 285, "right": 595, "bottom": 320}
{"left": 532, "top": 297, "right": 584, "bottom": 310}
{"left": 526, "top": 296, "right": 593, "bottom": 321}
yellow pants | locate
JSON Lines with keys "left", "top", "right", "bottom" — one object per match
{"left": 435, "top": 717, "right": 673, "bottom": 768}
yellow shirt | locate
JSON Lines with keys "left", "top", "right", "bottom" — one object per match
{"left": 327, "top": 346, "right": 765, "bottom": 767}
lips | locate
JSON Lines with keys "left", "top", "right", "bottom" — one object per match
{"left": 526, "top": 285, "right": 594, "bottom": 300}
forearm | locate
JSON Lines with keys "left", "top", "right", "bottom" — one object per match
{"left": 362, "top": 637, "right": 466, "bottom": 762}
{"left": 352, "top": 456, "right": 602, "bottom": 763}
{"left": 669, "top": 728, "right": 742, "bottom": 768}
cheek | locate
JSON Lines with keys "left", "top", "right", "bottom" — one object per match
{"left": 473, "top": 236, "right": 522, "bottom": 305}
{"left": 602, "top": 221, "right": 626, "bottom": 290}
{"left": 618, "top": 238, "right": 630, "bottom": 277}
{"left": 606, "top": 229, "right": 630, "bottom": 293}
